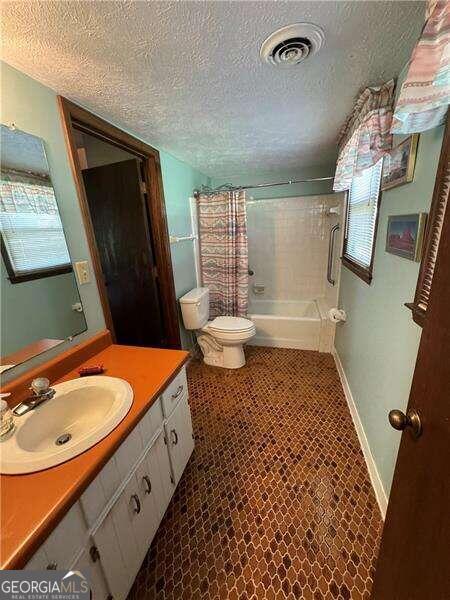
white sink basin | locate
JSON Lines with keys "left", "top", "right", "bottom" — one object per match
{"left": 0, "top": 376, "right": 133, "bottom": 474}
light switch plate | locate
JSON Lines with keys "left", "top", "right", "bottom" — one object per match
{"left": 74, "top": 260, "right": 90, "bottom": 285}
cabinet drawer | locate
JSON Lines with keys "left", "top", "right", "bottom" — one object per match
{"left": 138, "top": 397, "right": 163, "bottom": 447}
{"left": 161, "top": 367, "right": 188, "bottom": 417}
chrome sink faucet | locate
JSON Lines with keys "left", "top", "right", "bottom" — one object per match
{"left": 13, "top": 377, "right": 56, "bottom": 417}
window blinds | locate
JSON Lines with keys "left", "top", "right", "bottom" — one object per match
{"left": 0, "top": 177, "right": 71, "bottom": 277}
{"left": 345, "top": 159, "right": 383, "bottom": 268}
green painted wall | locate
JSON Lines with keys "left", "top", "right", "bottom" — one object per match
{"left": 1, "top": 62, "right": 208, "bottom": 380}
{"left": 160, "top": 153, "right": 210, "bottom": 347}
{"left": 335, "top": 123, "right": 445, "bottom": 495}
{"left": 1, "top": 62, "right": 105, "bottom": 380}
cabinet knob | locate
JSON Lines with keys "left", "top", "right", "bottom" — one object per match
{"left": 142, "top": 475, "right": 152, "bottom": 494}
{"left": 130, "top": 493, "right": 141, "bottom": 514}
{"left": 89, "top": 545, "right": 101, "bottom": 563}
{"left": 170, "top": 429, "right": 178, "bottom": 445}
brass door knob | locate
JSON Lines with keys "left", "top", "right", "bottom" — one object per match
{"left": 388, "top": 408, "right": 422, "bottom": 438}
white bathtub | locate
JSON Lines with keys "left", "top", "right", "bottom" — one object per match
{"left": 247, "top": 299, "right": 334, "bottom": 352}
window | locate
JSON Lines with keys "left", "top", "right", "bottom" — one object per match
{"left": 0, "top": 170, "right": 71, "bottom": 283}
{"left": 342, "top": 158, "right": 383, "bottom": 283}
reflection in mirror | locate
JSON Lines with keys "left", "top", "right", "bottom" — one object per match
{"left": 0, "top": 125, "right": 87, "bottom": 374}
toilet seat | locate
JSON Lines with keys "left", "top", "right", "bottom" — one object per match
{"left": 208, "top": 316, "right": 254, "bottom": 334}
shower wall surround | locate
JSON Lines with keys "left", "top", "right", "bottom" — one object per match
{"left": 247, "top": 194, "right": 342, "bottom": 302}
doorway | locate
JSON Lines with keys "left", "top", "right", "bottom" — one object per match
{"left": 58, "top": 97, "right": 180, "bottom": 349}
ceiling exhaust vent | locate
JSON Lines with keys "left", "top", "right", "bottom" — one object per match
{"left": 260, "top": 23, "right": 324, "bottom": 66}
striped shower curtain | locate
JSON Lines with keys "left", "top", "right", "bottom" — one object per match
{"left": 198, "top": 190, "right": 248, "bottom": 317}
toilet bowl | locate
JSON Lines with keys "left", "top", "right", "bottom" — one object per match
{"left": 179, "top": 289, "right": 255, "bottom": 369}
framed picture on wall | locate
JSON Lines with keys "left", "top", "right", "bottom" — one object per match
{"left": 381, "top": 134, "right": 419, "bottom": 191}
{"left": 385, "top": 213, "right": 427, "bottom": 262}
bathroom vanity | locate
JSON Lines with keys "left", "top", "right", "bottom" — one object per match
{"left": 0, "top": 337, "right": 193, "bottom": 600}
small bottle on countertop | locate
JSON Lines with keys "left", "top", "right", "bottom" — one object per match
{"left": 0, "top": 394, "right": 14, "bottom": 438}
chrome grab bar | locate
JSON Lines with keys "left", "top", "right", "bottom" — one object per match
{"left": 327, "top": 224, "right": 340, "bottom": 286}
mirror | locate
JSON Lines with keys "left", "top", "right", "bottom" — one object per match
{"left": 0, "top": 125, "right": 87, "bottom": 373}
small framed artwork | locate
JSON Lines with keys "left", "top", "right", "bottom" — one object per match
{"left": 386, "top": 213, "right": 427, "bottom": 262}
{"left": 381, "top": 134, "right": 419, "bottom": 191}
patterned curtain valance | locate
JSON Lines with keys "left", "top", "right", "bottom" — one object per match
{"left": 333, "top": 80, "right": 395, "bottom": 192}
{"left": 392, "top": 0, "right": 450, "bottom": 134}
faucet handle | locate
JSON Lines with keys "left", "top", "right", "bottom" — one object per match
{"left": 30, "top": 377, "right": 50, "bottom": 395}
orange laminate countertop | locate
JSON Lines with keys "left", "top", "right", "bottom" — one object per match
{"left": 0, "top": 344, "right": 189, "bottom": 570}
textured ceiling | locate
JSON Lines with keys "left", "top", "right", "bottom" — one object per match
{"left": 2, "top": 1, "right": 425, "bottom": 179}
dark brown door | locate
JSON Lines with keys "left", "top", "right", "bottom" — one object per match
{"left": 83, "top": 158, "right": 166, "bottom": 347}
{"left": 371, "top": 179, "right": 450, "bottom": 595}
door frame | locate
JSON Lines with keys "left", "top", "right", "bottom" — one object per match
{"left": 58, "top": 96, "right": 181, "bottom": 349}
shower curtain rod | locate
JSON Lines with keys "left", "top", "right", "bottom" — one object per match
{"left": 192, "top": 175, "right": 335, "bottom": 200}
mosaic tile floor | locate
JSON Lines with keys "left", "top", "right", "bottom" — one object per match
{"left": 129, "top": 347, "right": 383, "bottom": 600}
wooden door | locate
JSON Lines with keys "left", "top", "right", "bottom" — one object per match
{"left": 371, "top": 159, "right": 450, "bottom": 597}
{"left": 82, "top": 159, "right": 165, "bottom": 347}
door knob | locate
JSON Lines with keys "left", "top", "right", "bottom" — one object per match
{"left": 388, "top": 408, "right": 422, "bottom": 438}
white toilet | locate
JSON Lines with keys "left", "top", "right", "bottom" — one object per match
{"left": 179, "top": 287, "right": 255, "bottom": 369}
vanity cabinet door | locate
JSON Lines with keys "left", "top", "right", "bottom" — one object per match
{"left": 41, "top": 503, "right": 88, "bottom": 570}
{"left": 71, "top": 545, "right": 110, "bottom": 600}
{"left": 134, "top": 460, "right": 159, "bottom": 554}
{"left": 93, "top": 476, "right": 145, "bottom": 600}
{"left": 164, "top": 394, "right": 194, "bottom": 485}
{"left": 92, "top": 512, "right": 129, "bottom": 600}
{"left": 154, "top": 428, "right": 176, "bottom": 511}
{"left": 24, "top": 546, "right": 50, "bottom": 570}
{"left": 138, "top": 398, "right": 164, "bottom": 448}
{"left": 108, "top": 477, "right": 142, "bottom": 590}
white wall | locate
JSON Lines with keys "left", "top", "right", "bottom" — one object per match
{"left": 247, "top": 194, "right": 343, "bottom": 303}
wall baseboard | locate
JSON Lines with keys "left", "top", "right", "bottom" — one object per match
{"left": 332, "top": 347, "right": 388, "bottom": 519}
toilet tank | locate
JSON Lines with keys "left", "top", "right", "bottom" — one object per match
{"left": 179, "top": 287, "right": 210, "bottom": 330}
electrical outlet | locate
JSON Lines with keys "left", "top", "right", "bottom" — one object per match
{"left": 74, "top": 260, "right": 90, "bottom": 285}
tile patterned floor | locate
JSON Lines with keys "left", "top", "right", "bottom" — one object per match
{"left": 129, "top": 347, "right": 383, "bottom": 600}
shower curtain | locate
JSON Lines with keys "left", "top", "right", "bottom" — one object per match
{"left": 198, "top": 189, "right": 248, "bottom": 317}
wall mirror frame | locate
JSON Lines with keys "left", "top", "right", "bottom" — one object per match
{"left": 0, "top": 125, "right": 87, "bottom": 373}
{"left": 406, "top": 111, "right": 449, "bottom": 327}
{"left": 57, "top": 97, "right": 180, "bottom": 349}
